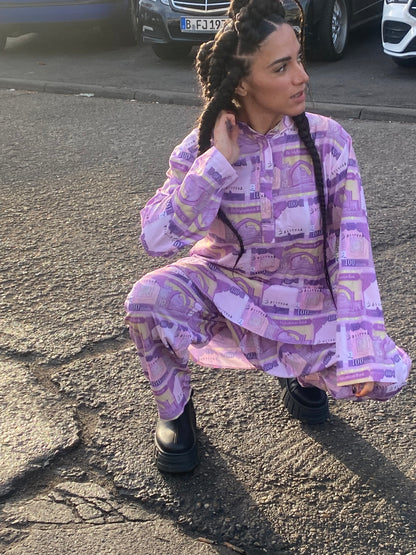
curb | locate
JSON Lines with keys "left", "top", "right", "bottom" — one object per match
{"left": 0, "top": 78, "right": 200, "bottom": 106}
{"left": 1, "top": 77, "right": 416, "bottom": 123}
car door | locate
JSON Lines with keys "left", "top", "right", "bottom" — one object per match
{"left": 0, "top": 0, "right": 119, "bottom": 24}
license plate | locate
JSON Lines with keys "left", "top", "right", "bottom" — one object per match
{"left": 180, "top": 17, "right": 227, "bottom": 33}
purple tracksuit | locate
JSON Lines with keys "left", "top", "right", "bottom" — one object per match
{"left": 125, "top": 113, "right": 411, "bottom": 420}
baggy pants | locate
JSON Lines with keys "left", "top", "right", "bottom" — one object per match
{"left": 125, "top": 264, "right": 409, "bottom": 421}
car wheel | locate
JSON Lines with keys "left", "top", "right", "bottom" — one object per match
{"left": 315, "top": 0, "right": 349, "bottom": 61}
{"left": 152, "top": 43, "right": 192, "bottom": 60}
{"left": 392, "top": 56, "right": 416, "bottom": 68}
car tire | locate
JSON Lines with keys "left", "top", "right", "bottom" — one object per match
{"left": 315, "top": 0, "right": 349, "bottom": 61}
{"left": 152, "top": 43, "right": 192, "bottom": 60}
{"left": 392, "top": 56, "right": 416, "bottom": 68}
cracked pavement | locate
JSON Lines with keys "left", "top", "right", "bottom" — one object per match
{"left": 0, "top": 85, "right": 415, "bottom": 554}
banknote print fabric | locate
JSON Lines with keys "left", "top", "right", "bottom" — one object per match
{"left": 125, "top": 113, "right": 411, "bottom": 420}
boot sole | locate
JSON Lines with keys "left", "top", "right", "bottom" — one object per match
{"left": 155, "top": 442, "right": 199, "bottom": 474}
{"left": 279, "top": 378, "right": 329, "bottom": 425}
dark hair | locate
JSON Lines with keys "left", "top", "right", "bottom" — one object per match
{"left": 195, "top": 0, "right": 335, "bottom": 305}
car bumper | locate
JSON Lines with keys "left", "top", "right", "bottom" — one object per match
{"left": 382, "top": 1, "right": 416, "bottom": 58}
{"left": 139, "top": 0, "right": 223, "bottom": 45}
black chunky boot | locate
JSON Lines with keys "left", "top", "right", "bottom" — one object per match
{"left": 155, "top": 397, "right": 199, "bottom": 473}
{"left": 279, "top": 378, "right": 329, "bottom": 424}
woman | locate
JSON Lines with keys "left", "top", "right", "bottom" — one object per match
{"left": 125, "top": 0, "right": 411, "bottom": 474}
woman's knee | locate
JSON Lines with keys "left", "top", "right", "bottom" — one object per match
{"left": 126, "top": 274, "right": 161, "bottom": 315}
{"left": 125, "top": 266, "right": 188, "bottom": 319}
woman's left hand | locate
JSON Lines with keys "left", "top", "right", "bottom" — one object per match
{"left": 353, "top": 382, "right": 375, "bottom": 397}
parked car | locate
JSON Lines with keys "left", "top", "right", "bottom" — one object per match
{"left": 0, "top": 0, "right": 141, "bottom": 51}
{"left": 139, "top": 0, "right": 383, "bottom": 61}
{"left": 382, "top": 0, "right": 416, "bottom": 66}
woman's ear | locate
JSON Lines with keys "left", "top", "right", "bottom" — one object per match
{"left": 235, "top": 79, "right": 247, "bottom": 97}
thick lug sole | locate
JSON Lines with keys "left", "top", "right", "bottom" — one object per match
{"left": 279, "top": 378, "right": 329, "bottom": 425}
{"left": 155, "top": 442, "right": 199, "bottom": 474}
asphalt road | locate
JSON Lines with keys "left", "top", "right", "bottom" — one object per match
{"left": 0, "top": 84, "right": 415, "bottom": 554}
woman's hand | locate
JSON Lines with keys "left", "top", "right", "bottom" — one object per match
{"left": 352, "top": 382, "right": 375, "bottom": 397}
{"left": 213, "top": 111, "right": 240, "bottom": 165}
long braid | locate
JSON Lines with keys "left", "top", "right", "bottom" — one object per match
{"left": 197, "top": 64, "right": 244, "bottom": 154}
{"left": 292, "top": 0, "right": 305, "bottom": 53}
{"left": 195, "top": 40, "right": 215, "bottom": 100}
{"left": 196, "top": 30, "right": 247, "bottom": 263}
{"left": 293, "top": 113, "right": 336, "bottom": 306}
{"left": 197, "top": 66, "right": 247, "bottom": 264}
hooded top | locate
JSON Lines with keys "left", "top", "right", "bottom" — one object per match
{"left": 140, "top": 112, "right": 411, "bottom": 386}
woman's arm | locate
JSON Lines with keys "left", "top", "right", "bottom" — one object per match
{"left": 140, "top": 128, "right": 238, "bottom": 258}
{"left": 324, "top": 121, "right": 398, "bottom": 391}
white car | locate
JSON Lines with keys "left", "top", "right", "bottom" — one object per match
{"left": 382, "top": 0, "right": 416, "bottom": 66}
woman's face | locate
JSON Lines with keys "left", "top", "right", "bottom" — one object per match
{"left": 237, "top": 23, "right": 309, "bottom": 133}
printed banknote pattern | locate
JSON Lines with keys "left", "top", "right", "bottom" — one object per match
{"left": 126, "top": 114, "right": 410, "bottom": 420}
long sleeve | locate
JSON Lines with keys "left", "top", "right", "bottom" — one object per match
{"left": 140, "top": 130, "right": 238, "bottom": 257}
{"left": 327, "top": 129, "right": 403, "bottom": 386}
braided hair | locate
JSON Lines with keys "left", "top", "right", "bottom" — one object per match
{"left": 195, "top": 0, "right": 335, "bottom": 304}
